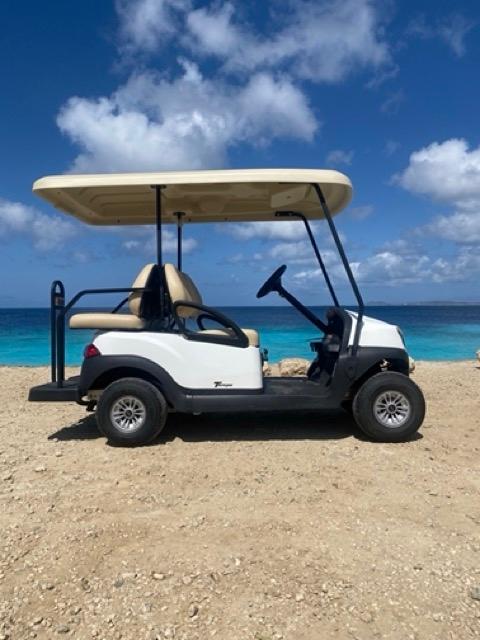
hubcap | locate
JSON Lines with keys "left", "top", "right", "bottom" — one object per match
{"left": 373, "top": 391, "right": 411, "bottom": 428}
{"left": 110, "top": 396, "right": 146, "bottom": 432}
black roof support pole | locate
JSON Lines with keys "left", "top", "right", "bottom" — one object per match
{"left": 50, "top": 280, "right": 64, "bottom": 384}
{"left": 152, "top": 184, "right": 166, "bottom": 323}
{"left": 311, "top": 183, "right": 364, "bottom": 355}
{"left": 275, "top": 210, "right": 339, "bottom": 307}
{"left": 154, "top": 185, "right": 164, "bottom": 266}
{"left": 174, "top": 211, "right": 185, "bottom": 271}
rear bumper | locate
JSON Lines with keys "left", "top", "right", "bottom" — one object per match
{"left": 28, "top": 377, "right": 81, "bottom": 402}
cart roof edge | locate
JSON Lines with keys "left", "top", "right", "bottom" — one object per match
{"left": 32, "top": 168, "right": 352, "bottom": 225}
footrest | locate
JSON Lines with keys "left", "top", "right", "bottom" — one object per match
{"left": 29, "top": 378, "right": 80, "bottom": 402}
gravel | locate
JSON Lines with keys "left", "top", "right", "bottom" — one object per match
{"left": 0, "top": 362, "right": 479, "bottom": 639}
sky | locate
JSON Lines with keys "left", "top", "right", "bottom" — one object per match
{"left": 0, "top": 0, "right": 480, "bottom": 307}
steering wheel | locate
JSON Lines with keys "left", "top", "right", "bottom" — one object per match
{"left": 256, "top": 264, "right": 287, "bottom": 299}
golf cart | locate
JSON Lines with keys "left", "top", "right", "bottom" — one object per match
{"left": 29, "top": 169, "right": 425, "bottom": 444}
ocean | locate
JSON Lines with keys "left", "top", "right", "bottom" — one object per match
{"left": 0, "top": 306, "right": 479, "bottom": 366}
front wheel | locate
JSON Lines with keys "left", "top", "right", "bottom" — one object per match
{"left": 352, "top": 372, "right": 425, "bottom": 442}
{"left": 96, "top": 377, "right": 167, "bottom": 446}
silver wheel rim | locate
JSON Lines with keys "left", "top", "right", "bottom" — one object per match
{"left": 110, "top": 396, "right": 146, "bottom": 433}
{"left": 373, "top": 390, "right": 411, "bottom": 428}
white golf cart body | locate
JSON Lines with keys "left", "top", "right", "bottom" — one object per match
{"left": 90, "top": 310, "right": 404, "bottom": 391}
{"left": 28, "top": 168, "right": 423, "bottom": 443}
{"left": 95, "top": 330, "right": 264, "bottom": 390}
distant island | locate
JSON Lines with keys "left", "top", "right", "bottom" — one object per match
{"left": 366, "top": 301, "right": 480, "bottom": 307}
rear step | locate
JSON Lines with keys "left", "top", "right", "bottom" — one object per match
{"left": 29, "top": 377, "right": 80, "bottom": 402}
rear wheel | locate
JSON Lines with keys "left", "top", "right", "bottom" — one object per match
{"left": 352, "top": 372, "right": 425, "bottom": 442}
{"left": 96, "top": 377, "right": 167, "bottom": 446}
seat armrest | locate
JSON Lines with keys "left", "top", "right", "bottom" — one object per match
{"left": 196, "top": 312, "right": 232, "bottom": 331}
{"left": 172, "top": 300, "right": 248, "bottom": 348}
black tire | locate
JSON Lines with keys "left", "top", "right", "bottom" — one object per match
{"left": 352, "top": 372, "right": 425, "bottom": 442}
{"left": 96, "top": 377, "right": 167, "bottom": 446}
{"left": 341, "top": 398, "right": 353, "bottom": 415}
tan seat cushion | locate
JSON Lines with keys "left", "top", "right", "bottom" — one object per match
{"left": 69, "top": 313, "right": 146, "bottom": 330}
{"left": 164, "top": 263, "right": 202, "bottom": 318}
{"left": 69, "top": 264, "right": 157, "bottom": 331}
{"left": 128, "top": 263, "right": 156, "bottom": 316}
{"left": 200, "top": 328, "right": 259, "bottom": 347}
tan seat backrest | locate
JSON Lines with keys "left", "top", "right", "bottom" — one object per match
{"left": 128, "top": 264, "right": 155, "bottom": 317}
{"left": 164, "top": 263, "right": 202, "bottom": 318}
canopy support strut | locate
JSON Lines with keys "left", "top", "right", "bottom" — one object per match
{"left": 275, "top": 210, "right": 339, "bottom": 307}
{"left": 174, "top": 212, "right": 185, "bottom": 271}
{"left": 153, "top": 185, "right": 165, "bottom": 266}
{"left": 152, "top": 184, "right": 167, "bottom": 324}
{"left": 312, "top": 183, "right": 364, "bottom": 355}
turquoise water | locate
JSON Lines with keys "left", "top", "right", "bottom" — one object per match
{"left": 0, "top": 306, "right": 479, "bottom": 366}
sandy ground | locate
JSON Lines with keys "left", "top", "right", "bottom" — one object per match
{"left": 0, "top": 361, "right": 479, "bottom": 640}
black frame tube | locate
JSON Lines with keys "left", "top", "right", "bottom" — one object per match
{"left": 312, "top": 183, "right": 364, "bottom": 354}
{"left": 275, "top": 211, "right": 339, "bottom": 306}
{"left": 174, "top": 212, "right": 185, "bottom": 271}
{"left": 177, "top": 223, "right": 182, "bottom": 271}
{"left": 111, "top": 297, "right": 129, "bottom": 313}
{"left": 50, "top": 280, "right": 65, "bottom": 383}
{"left": 154, "top": 185, "right": 163, "bottom": 266}
{"left": 152, "top": 185, "right": 166, "bottom": 322}
{"left": 56, "top": 312, "right": 65, "bottom": 386}
{"left": 52, "top": 286, "right": 150, "bottom": 387}
{"left": 63, "top": 287, "right": 147, "bottom": 314}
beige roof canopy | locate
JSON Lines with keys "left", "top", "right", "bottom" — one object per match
{"left": 32, "top": 168, "right": 352, "bottom": 226}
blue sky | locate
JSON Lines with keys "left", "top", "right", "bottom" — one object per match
{"left": 1, "top": 0, "right": 480, "bottom": 307}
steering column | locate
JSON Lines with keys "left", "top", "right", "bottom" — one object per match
{"left": 257, "top": 265, "right": 329, "bottom": 334}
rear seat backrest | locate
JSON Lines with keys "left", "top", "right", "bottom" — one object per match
{"left": 69, "top": 263, "right": 159, "bottom": 331}
{"left": 128, "top": 264, "right": 156, "bottom": 317}
{"left": 164, "top": 263, "right": 202, "bottom": 318}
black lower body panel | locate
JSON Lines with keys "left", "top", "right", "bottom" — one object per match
{"left": 190, "top": 377, "right": 336, "bottom": 413}
{"left": 28, "top": 377, "right": 80, "bottom": 402}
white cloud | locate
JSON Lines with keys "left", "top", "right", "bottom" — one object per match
{"left": 270, "top": 241, "right": 337, "bottom": 267}
{"left": 116, "top": 0, "right": 190, "bottom": 53}
{"left": 0, "top": 198, "right": 77, "bottom": 251}
{"left": 427, "top": 211, "right": 480, "bottom": 245}
{"left": 58, "top": 0, "right": 393, "bottom": 176}
{"left": 225, "top": 251, "right": 263, "bottom": 265}
{"left": 269, "top": 241, "right": 311, "bottom": 262}
{"left": 384, "top": 139, "right": 400, "bottom": 156}
{"left": 185, "top": 3, "right": 240, "bottom": 58}
{"left": 353, "top": 251, "right": 431, "bottom": 285}
{"left": 222, "top": 221, "right": 310, "bottom": 242}
{"left": 348, "top": 205, "right": 374, "bottom": 220}
{"left": 380, "top": 89, "right": 404, "bottom": 114}
{"left": 326, "top": 149, "right": 354, "bottom": 166}
{"left": 408, "top": 13, "right": 475, "bottom": 58}
{"left": 115, "top": 0, "right": 391, "bottom": 84}
{"left": 365, "top": 63, "right": 399, "bottom": 89}
{"left": 395, "top": 138, "right": 480, "bottom": 245}
{"left": 294, "top": 247, "right": 480, "bottom": 286}
{"left": 395, "top": 138, "right": 480, "bottom": 207}
{"left": 122, "top": 228, "right": 197, "bottom": 256}
{"left": 186, "top": 0, "right": 390, "bottom": 83}
{"left": 57, "top": 64, "right": 317, "bottom": 172}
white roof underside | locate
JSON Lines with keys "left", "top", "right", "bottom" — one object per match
{"left": 32, "top": 168, "right": 352, "bottom": 225}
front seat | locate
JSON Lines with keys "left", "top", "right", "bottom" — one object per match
{"left": 164, "top": 263, "right": 259, "bottom": 347}
{"left": 69, "top": 264, "right": 160, "bottom": 330}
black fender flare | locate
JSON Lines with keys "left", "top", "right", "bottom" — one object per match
{"left": 79, "top": 355, "right": 191, "bottom": 411}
